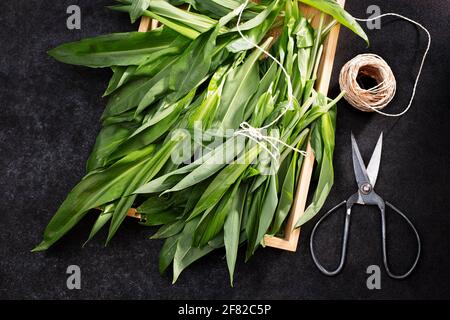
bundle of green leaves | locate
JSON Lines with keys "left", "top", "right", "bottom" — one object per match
{"left": 34, "top": 0, "right": 367, "bottom": 284}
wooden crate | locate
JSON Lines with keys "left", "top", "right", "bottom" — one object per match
{"left": 127, "top": 0, "right": 345, "bottom": 252}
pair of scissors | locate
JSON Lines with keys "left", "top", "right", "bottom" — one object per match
{"left": 310, "top": 133, "right": 421, "bottom": 279}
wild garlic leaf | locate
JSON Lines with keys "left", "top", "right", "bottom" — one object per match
{"left": 162, "top": 136, "right": 246, "bottom": 194}
{"left": 48, "top": 28, "right": 183, "bottom": 68}
{"left": 137, "top": 194, "right": 184, "bottom": 226}
{"left": 159, "top": 235, "right": 179, "bottom": 275}
{"left": 110, "top": 4, "right": 201, "bottom": 39}
{"left": 229, "top": 0, "right": 281, "bottom": 32}
{"left": 193, "top": 181, "right": 240, "bottom": 248}
{"left": 224, "top": 184, "right": 247, "bottom": 286}
{"left": 136, "top": 25, "right": 219, "bottom": 115}
{"left": 189, "top": 0, "right": 261, "bottom": 19}
{"left": 107, "top": 132, "right": 187, "bottom": 242}
{"left": 245, "top": 183, "right": 264, "bottom": 260}
{"left": 296, "top": 106, "right": 337, "bottom": 227}
{"left": 148, "top": 0, "right": 219, "bottom": 33}
{"left": 255, "top": 174, "right": 278, "bottom": 248}
{"left": 188, "top": 146, "right": 260, "bottom": 220}
{"left": 130, "top": 0, "right": 151, "bottom": 23}
{"left": 86, "top": 122, "right": 137, "bottom": 172}
{"left": 227, "top": 0, "right": 282, "bottom": 52}
{"left": 216, "top": 38, "right": 272, "bottom": 129}
{"left": 172, "top": 217, "right": 214, "bottom": 283}
{"left": 299, "top": 0, "right": 369, "bottom": 44}
{"left": 32, "top": 145, "right": 156, "bottom": 252}
{"left": 102, "top": 77, "right": 161, "bottom": 119}
{"left": 139, "top": 210, "right": 181, "bottom": 226}
{"left": 270, "top": 150, "right": 298, "bottom": 235}
{"left": 105, "top": 67, "right": 129, "bottom": 97}
{"left": 105, "top": 103, "right": 183, "bottom": 163}
{"left": 151, "top": 220, "right": 185, "bottom": 239}
{"left": 135, "top": 135, "right": 239, "bottom": 195}
{"left": 84, "top": 204, "right": 116, "bottom": 245}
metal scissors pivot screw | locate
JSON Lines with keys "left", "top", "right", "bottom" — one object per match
{"left": 309, "top": 133, "right": 421, "bottom": 279}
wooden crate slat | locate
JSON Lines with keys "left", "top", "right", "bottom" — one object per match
{"left": 264, "top": 0, "right": 345, "bottom": 251}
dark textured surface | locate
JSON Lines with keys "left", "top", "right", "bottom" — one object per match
{"left": 1, "top": 0, "right": 449, "bottom": 299}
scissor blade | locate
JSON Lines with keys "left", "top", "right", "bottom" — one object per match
{"left": 351, "top": 133, "right": 371, "bottom": 187}
{"left": 367, "top": 133, "right": 383, "bottom": 187}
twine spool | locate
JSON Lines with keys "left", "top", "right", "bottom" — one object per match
{"left": 339, "top": 54, "right": 396, "bottom": 112}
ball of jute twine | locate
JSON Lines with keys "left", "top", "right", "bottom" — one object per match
{"left": 339, "top": 54, "right": 396, "bottom": 113}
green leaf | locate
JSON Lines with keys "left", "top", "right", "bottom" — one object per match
{"left": 193, "top": 181, "right": 240, "bottom": 248}
{"left": 48, "top": 28, "right": 185, "bottom": 68}
{"left": 138, "top": 194, "right": 181, "bottom": 215}
{"left": 227, "top": 0, "right": 283, "bottom": 53}
{"left": 84, "top": 203, "right": 116, "bottom": 245}
{"left": 136, "top": 24, "right": 220, "bottom": 115}
{"left": 189, "top": 0, "right": 261, "bottom": 19}
{"left": 162, "top": 136, "right": 246, "bottom": 194}
{"left": 102, "top": 77, "right": 159, "bottom": 119}
{"left": 103, "top": 35, "right": 189, "bottom": 96}
{"left": 105, "top": 94, "right": 192, "bottom": 163}
{"left": 208, "top": 231, "right": 225, "bottom": 248}
{"left": 294, "top": 91, "right": 344, "bottom": 135}
{"left": 151, "top": 220, "right": 185, "bottom": 239}
{"left": 299, "top": 0, "right": 369, "bottom": 44}
{"left": 135, "top": 137, "right": 237, "bottom": 195}
{"left": 159, "top": 235, "right": 179, "bottom": 274}
{"left": 166, "top": 28, "right": 219, "bottom": 103}
{"left": 102, "top": 109, "right": 143, "bottom": 126}
{"left": 129, "top": 0, "right": 151, "bottom": 23}
{"left": 216, "top": 38, "right": 271, "bottom": 129}
{"left": 285, "top": 0, "right": 300, "bottom": 21}
{"left": 295, "top": 17, "right": 314, "bottom": 48}
{"left": 224, "top": 184, "right": 247, "bottom": 286}
{"left": 244, "top": 60, "right": 278, "bottom": 120}
{"left": 188, "top": 145, "right": 260, "bottom": 220}
{"left": 229, "top": 0, "right": 280, "bottom": 32}
{"left": 110, "top": 4, "right": 201, "bottom": 39}
{"left": 255, "top": 174, "right": 278, "bottom": 248}
{"left": 104, "top": 66, "right": 130, "bottom": 96}
{"left": 186, "top": 65, "right": 229, "bottom": 129}
{"left": 137, "top": 195, "right": 183, "bottom": 226}
{"left": 148, "top": 1, "right": 219, "bottom": 33}
{"left": 296, "top": 106, "right": 337, "bottom": 227}
{"left": 245, "top": 183, "right": 264, "bottom": 259}
{"left": 133, "top": 53, "right": 177, "bottom": 78}
{"left": 86, "top": 122, "right": 137, "bottom": 172}
{"left": 32, "top": 145, "right": 156, "bottom": 252}
{"left": 133, "top": 89, "right": 195, "bottom": 137}
{"left": 172, "top": 217, "right": 216, "bottom": 283}
{"left": 107, "top": 132, "right": 187, "bottom": 242}
{"left": 270, "top": 150, "right": 298, "bottom": 235}
{"left": 250, "top": 85, "right": 276, "bottom": 128}
{"left": 139, "top": 210, "right": 181, "bottom": 226}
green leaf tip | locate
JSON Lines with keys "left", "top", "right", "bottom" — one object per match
{"left": 299, "top": 0, "right": 369, "bottom": 45}
{"left": 31, "top": 242, "right": 49, "bottom": 252}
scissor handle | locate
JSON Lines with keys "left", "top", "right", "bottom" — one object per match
{"left": 380, "top": 201, "right": 421, "bottom": 279}
{"left": 310, "top": 200, "right": 351, "bottom": 276}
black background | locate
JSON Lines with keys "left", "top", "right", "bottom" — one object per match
{"left": 1, "top": 0, "right": 449, "bottom": 299}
